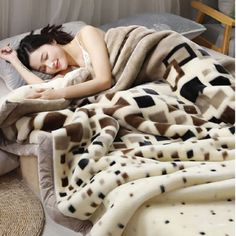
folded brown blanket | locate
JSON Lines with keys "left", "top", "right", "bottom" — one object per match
{"left": 104, "top": 26, "right": 235, "bottom": 124}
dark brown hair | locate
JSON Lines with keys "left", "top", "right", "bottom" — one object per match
{"left": 16, "top": 24, "right": 73, "bottom": 70}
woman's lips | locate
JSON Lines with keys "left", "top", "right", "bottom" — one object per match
{"left": 52, "top": 59, "right": 60, "bottom": 70}
{"left": 55, "top": 59, "right": 60, "bottom": 69}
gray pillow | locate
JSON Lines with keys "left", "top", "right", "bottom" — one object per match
{"left": 0, "top": 21, "right": 87, "bottom": 91}
{"left": 100, "top": 13, "right": 206, "bottom": 40}
{"left": 218, "top": 0, "right": 235, "bottom": 18}
{"left": 0, "top": 74, "right": 11, "bottom": 98}
{"left": 0, "top": 59, "right": 27, "bottom": 90}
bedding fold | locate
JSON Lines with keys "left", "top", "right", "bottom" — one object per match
{"left": 0, "top": 26, "right": 234, "bottom": 236}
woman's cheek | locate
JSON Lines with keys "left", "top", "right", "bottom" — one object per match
{"left": 62, "top": 59, "right": 68, "bottom": 70}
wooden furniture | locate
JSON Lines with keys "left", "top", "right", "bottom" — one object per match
{"left": 191, "top": 0, "right": 235, "bottom": 55}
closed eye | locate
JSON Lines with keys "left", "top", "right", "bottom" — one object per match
{"left": 43, "top": 53, "right": 48, "bottom": 61}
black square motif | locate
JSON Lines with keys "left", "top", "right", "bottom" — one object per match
{"left": 180, "top": 77, "right": 205, "bottom": 103}
{"left": 143, "top": 88, "right": 159, "bottom": 95}
{"left": 134, "top": 95, "right": 155, "bottom": 108}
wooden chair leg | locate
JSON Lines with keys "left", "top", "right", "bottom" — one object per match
{"left": 222, "top": 25, "right": 232, "bottom": 54}
{"left": 196, "top": 11, "right": 205, "bottom": 24}
{"left": 191, "top": 0, "right": 235, "bottom": 55}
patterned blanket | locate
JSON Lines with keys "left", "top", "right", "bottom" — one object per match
{"left": 0, "top": 26, "right": 235, "bottom": 236}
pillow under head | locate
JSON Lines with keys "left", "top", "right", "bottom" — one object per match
{"left": 0, "top": 21, "right": 87, "bottom": 91}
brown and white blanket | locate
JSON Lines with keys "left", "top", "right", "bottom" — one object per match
{"left": 0, "top": 26, "right": 235, "bottom": 236}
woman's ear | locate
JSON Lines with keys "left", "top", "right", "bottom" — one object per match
{"left": 52, "top": 39, "right": 57, "bottom": 45}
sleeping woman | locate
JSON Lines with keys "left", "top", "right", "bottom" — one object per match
{"left": 0, "top": 24, "right": 234, "bottom": 125}
{"left": 0, "top": 25, "right": 112, "bottom": 100}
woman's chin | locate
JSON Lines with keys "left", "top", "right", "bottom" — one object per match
{"left": 60, "top": 62, "right": 68, "bottom": 72}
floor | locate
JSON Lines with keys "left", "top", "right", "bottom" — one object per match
{"left": 16, "top": 160, "right": 84, "bottom": 236}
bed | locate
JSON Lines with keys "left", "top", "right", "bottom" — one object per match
{"left": 0, "top": 19, "right": 234, "bottom": 236}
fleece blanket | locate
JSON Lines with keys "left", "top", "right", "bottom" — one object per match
{"left": 0, "top": 26, "right": 235, "bottom": 236}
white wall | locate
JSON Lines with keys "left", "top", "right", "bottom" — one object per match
{"left": 0, "top": 0, "right": 180, "bottom": 39}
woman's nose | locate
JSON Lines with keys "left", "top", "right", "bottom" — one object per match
{"left": 45, "top": 60, "right": 54, "bottom": 69}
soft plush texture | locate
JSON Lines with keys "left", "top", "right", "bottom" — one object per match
{"left": 0, "top": 21, "right": 87, "bottom": 91}
{"left": 100, "top": 13, "right": 206, "bottom": 39}
{"left": 0, "top": 85, "right": 69, "bottom": 130}
{"left": 0, "top": 79, "right": 19, "bottom": 175}
{"left": 0, "top": 67, "right": 92, "bottom": 130}
{"left": 0, "top": 76, "right": 10, "bottom": 98}
{"left": 104, "top": 26, "right": 234, "bottom": 123}
{"left": 0, "top": 67, "right": 90, "bottom": 180}
{"left": 0, "top": 149, "right": 19, "bottom": 176}
{"left": 0, "top": 26, "right": 234, "bottom": 236}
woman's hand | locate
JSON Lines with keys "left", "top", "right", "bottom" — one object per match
{"left": 27, "top": 88, "right": 65, "bottom": 100}
{"left": 0, "top": 45, "right": 18, "bottom": 63}
{"left": 0, "top": 45, "right": 45, "bottom": 85}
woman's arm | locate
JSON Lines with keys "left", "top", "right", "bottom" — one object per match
{"left": 60, "top": 25, "right": 112, "bottom": 99}
{"left": 0, "top": 46, "right": 44, "bottom": 84}
{"left": 79, "top": 26, "right": 112, "bottom": 85}
{"left": 63, "top": 25, "right": 112, "bottom": 99}
{"left": 27, "top": 25, "right": 113, "bottom": 100}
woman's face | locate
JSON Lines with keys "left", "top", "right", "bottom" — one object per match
{"left": 29, "top": 43, "right": 68, "bottom": 74}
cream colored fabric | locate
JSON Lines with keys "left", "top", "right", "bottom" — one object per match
{"left": 0, "top": 67, "right": 90, "bottom": 129}
{"left": 0, "top": 27, "right": 234, "bottom": 235}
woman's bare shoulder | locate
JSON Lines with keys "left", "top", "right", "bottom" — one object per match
{"left": 75, "top": 25, "right": 105, "bottom": 41}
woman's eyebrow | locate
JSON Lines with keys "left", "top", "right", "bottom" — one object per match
{"left": 40, "top": 53, "right": 44, "bottom": 63}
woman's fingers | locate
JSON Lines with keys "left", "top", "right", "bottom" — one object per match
{"left": 26, "top": 88, "right": 52, "bottom": 99}
{"left": 35, "top": 88, "right": 47, "bottom": 93}
{"left": 0, "top": 46, "right": 13, "bottom": 54}
{"left": 26, "top": 89, "right": 45, "bottom": 99}
{"left": 0, "top": 46, "right": 17, "bottom": 63}
{"left": 27, "top": 93, "right": 42, "bottom": 99}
